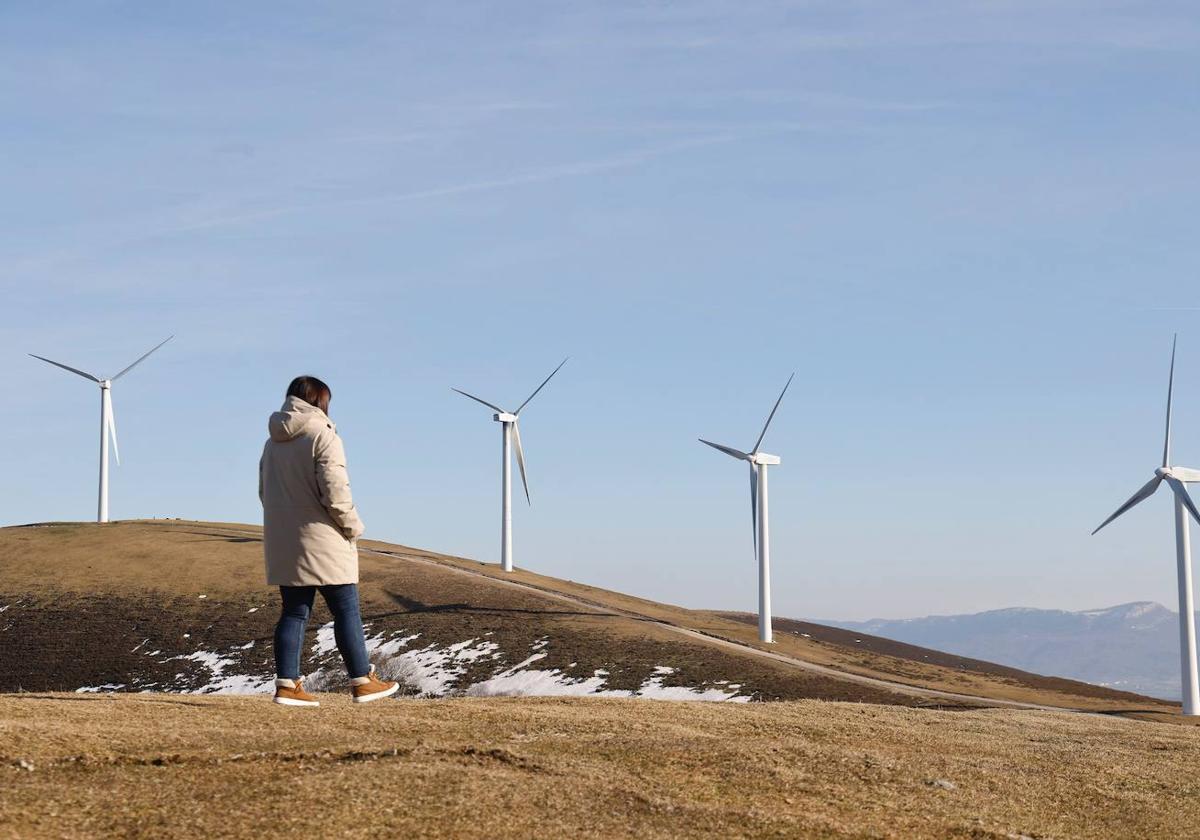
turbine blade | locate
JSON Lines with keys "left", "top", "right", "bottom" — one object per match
{"left": 451, "top": 388, "right": 507, "bottom": 414}
{"left": 515, "top": 357, "right": 568, "bottom": 415}
{"left": 511, "top": 421, "right": 531, "bottom": 505}
{"left": 699, "top": 439, "right": 750, "bottom": 461}
{"left": 28, "top": 354, "right": 100, "bottom": 383}
{"left": 750, "top": 463, "right": 758, "bottom": 554}
{"left": 752, "top": 372, "right": 795, "bottom": 455}
{"left": 111, "top": 335, "right": 173, "bottom": 381}
{"left": 1164, "top": 334, "right": 1177, "bottom": 468}
{"left": 1166, "top": 476, "right": 1200, "bottom": 527}
{"left": 1092, "top": 475, "right": 1163, "bottom": 535}
{"left": 106, "top": 395, "right": 120, "bottom": 466}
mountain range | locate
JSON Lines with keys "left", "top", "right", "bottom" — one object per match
{"left": 822, "top": 602, "right": 1195, "bottom": 700}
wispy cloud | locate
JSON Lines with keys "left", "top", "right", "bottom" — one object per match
{"left": 2, "top": 131, "right": 752, "bottom": 275}
{"left": 157, "top": 133, "right": 740, "bottom": 236}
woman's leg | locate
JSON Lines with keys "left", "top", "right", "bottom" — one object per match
{"left": 318, "top": 583, "right": 371, "bottom": 679}
{"left": 274, "top": 586, "right": 316, "bottom": 680}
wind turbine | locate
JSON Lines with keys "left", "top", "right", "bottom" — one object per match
{"left": 700, "top": 373, "right": 794, "bottom": 643}
{"left": 28, "top": 336, "right": 174, "bottom": 524}
{"left": 453, "top": 358, "right": 567, "bottom": 572}
{"left": 1092, "top": 335, "right": 1200, "bottom": 715}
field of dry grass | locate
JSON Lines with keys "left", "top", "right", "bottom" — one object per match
{"left": 3, "top": 693, "right": 1199, "bottom": 839}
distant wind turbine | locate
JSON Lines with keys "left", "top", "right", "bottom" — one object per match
{"left": 29, "top": 336, "right": 174, "bottom": 524}
{"left": 1092, "top": 335, "right": 1200, "bottom": 715}
{"left": 700, "top": 373, "right": 794, "bottom": 643}
{"left": 453, "top": 359, "right": 567, "bottom": 572}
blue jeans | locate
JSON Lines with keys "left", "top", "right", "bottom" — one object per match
{"left": 274, "top": 584, "right": 371, "bottom": 680}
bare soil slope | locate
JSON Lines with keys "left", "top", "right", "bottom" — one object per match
{"left": 3, "top": 693, "right": 1199, "bottom": 839}
{"left": 0, "top": 520, "right": 1179, "bottom": 717}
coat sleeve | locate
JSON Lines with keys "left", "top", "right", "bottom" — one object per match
{"left": 314, "top": 429, "right": 365, "bottom": 540}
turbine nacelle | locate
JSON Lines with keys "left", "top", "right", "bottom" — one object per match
{"left": 1159, "top": 466, "right": 1200, "bottom": 483}
{"left": 750, "top": 452, "right": 780, "bottom": 466}
{"left": 493, "top": 412, "right": 518, "bottom": 423}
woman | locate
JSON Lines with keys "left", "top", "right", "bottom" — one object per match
{"left": 259, "top": 375, "right": 399, "bottom": 707}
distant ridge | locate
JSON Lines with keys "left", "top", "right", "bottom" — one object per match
{"left": 821, "top": 602, "right": 1195, "bottom": 700}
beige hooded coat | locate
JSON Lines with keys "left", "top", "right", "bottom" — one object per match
{"left": 259, "top": 396, "right": 365, "bottom": 586}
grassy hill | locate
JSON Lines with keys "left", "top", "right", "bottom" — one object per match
{"left": 0, "top": 520, "right": 1183, "bottom": 719}
{"left": 3, "top": 693, "right": 1199, "bottom": 839}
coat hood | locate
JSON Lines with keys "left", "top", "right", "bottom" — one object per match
{"left": 268, "top": 396, "right": 333, "bottom": 442}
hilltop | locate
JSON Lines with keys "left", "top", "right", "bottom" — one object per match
{"left": 0, "top": 520, "right": 1183, "bottom": 719}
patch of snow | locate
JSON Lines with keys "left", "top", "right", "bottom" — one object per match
{"left": 381, "top": 640, "right": 499, "bottom": 696}
{"left": 198, "top": 594, "right": 207, "bottom": 599}
{"left": 175, "top": 650, "right": 272, "bottom": 695}
{"left": 510, "top": 651, "right": 548, "bottom": 670}
{"left": 0, "top": 604, "right": 10, "bottom": 613}
{"left": 130, "top": 639, "right": 149, "bottom": 653}
{"left": 364, "top": 629, "right": 421, "bottom": 660}
{"left": 466, "top": 663, "right": 747, "bottom": 702}
{"left": 312, "top": 622, "right": 338, "bottom": 656}
{"left": 636, "top": 673, "right": 748, "bottom": 702}
{"left": 247, "top": 607, "right": 259, "bottom": 613}
{"left": 76, "top": 683, "right": 125, "bottom": 693}
{"left": 467, "top": 669, "right": 630, "bottom": 698}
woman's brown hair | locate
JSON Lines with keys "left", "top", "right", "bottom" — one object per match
{"left": 286, "top": 375, "right": 332, "bottom": 412}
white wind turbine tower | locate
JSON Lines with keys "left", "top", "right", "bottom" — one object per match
{"left": 1093, "top": 335, "right": 1200, "bottom": 715}
{"left": 453, "top": 359, "right": 567, "bottom": 572}
{"left": 28, "top": 336, "right": 174, "bottom": 524}
{"left": 700, "top": 373, "right": 794, "bottom": 644}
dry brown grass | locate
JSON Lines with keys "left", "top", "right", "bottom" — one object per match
{"left": 2, "top": 693, "right": 1199, "bottom": 839}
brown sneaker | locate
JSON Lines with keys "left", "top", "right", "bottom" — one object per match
{"left": 350, "top": 666, "right": 400, "bottom": 704}
{"left": 274, "top": 677, "right": 319, "bottom": 707}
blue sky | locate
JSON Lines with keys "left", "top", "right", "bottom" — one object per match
{"left": 4, "top": 1, "right": 1200, "bottom": 620}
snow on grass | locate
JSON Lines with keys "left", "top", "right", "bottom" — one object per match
{"left": 375, "top": 637, "right": 501, "bottom": 696}
{"left": 307, "top": 628, "right": 501, "bottom": 696}
{"left": 75, "top": 627, "right": 748, "bottom": 702}
{"left": 76, "top": 683, "right": 126, "bottom": 693}
{"left": 175, "top": 650, "right": 273, "bottom": 695}
{"left": 464, "top": 648, "right": 748, "bottom": 702}
{"left": 467, "top": 669, "right": 631, "bottom": 698}
{"left": 312, "top": 622, "right": 338, "bottom": 656}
